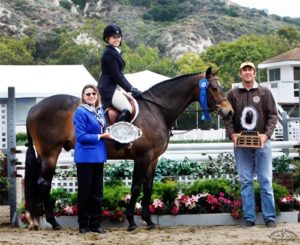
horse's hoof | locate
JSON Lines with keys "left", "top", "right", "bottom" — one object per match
{"left": 146, "top": 224, "right": 157, "bottom": 230}
{"left": 28, "top": 224, "right": 39, "bottom": 231}
{"left": 52, "top": 224, "right": 62, "bottom": 230}
{"left": 127, "top": 225, "right": 138, "bottom": 232}
{"left": 142, "top": 217, "right": 156, "bottom": 228}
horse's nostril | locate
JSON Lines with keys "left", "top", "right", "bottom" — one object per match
{"left": 228, "top": 110, "right": 234, "bottom": 119}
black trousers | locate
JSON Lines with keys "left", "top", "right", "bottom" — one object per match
{"left": 76, "top": 163, "right": 104, "bottom": 228}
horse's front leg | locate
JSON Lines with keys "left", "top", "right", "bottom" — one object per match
{"left": 141, "top": 159, "right": 158, "bottom": 229}
{"left": 125, "top": 161, "right": 144, "bottom": 231}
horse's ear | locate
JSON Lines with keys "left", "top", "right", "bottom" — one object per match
{"left": 205, "top": 67, "right": 218, "bottom": 77}
{"left": 205, "top": 67, "right": 212, "bottom": 77}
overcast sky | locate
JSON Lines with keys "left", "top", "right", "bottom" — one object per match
{"left": 231, "top": 0, "right": 300, "bottom": 18}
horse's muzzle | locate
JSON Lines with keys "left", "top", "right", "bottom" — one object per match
{"left": 218, "top": 108, "right": 234, "bottom": 120}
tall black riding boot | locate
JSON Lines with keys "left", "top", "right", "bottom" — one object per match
{"left": 117, "top": 109, "right": 132, "bottom": 122}
{"left": 115, "top": 109, "right": 132, "bottom": 149}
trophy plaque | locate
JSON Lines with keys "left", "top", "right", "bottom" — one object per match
{"left": 107, "top": 121, "right": 143, "bottom": 144}
{"left": 236, "top": 131, "right": 262, "bottom": 148}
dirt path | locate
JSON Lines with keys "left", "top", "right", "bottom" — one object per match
{"left": 1, "top": 206, "right": 299, "bottom": 245}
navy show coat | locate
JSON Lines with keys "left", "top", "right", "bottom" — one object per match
{"left": 73, "top": 106, "right": 107, "bottom": 163}
{"left": 98, "top": 45, "right": 133, "bottom": 109}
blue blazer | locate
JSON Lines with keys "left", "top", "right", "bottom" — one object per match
{"left": 73, "top": 106, "right": 107, "bottom": 164}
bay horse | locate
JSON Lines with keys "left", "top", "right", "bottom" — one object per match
{"left": 24, "top": 68, "right": 233, "bottom": 231}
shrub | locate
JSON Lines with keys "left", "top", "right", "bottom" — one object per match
{"left": 16, "top": 132, "right": 27, "bottom": 145}
{"left": 103, "top": 182, "right": 130, "bottom": 211}
{"left": 152, "top": 181, "right": 179, "bottom": 211}
{"left": 59, "top": 0, "right": 72, "bottom": 11}
{"left": 273, "top": 155, "right": 294, "bottom": 173}
{"left": 104, "top": 160, "right": 133, "bottom": 179}
{"left": 187, "top": 179, "right": 237, "bottom": 197}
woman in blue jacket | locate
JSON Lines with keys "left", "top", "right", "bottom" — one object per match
{"left": 73, "top": 84, "right": 111, "bottom": 233}
{"left": 98, "top": 24, "right": 143, "bottom": 122}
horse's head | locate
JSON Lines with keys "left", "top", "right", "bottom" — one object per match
{"left": 199, "top": 67, "right": 234, "bottom": 119}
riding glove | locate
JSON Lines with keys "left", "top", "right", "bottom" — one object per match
{"left": 130, "top": 87, "right": 143, "bottom": 99}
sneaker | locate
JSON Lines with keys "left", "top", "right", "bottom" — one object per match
{"left": 265, "top": 220, "right": 276, "bottom": 228}
{"left": 241, "top": 220, "right": 255, "bottom": 227}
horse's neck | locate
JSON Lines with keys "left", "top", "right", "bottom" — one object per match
{"left": 151, "top": 75, "right": 199, "bottom": 127}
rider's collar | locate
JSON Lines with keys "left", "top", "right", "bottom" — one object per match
{"left": 114, "top": 47, "right": 121, "bottom": 53}
{"left": 239, "top": 81, "right": 258, "bottom": 90}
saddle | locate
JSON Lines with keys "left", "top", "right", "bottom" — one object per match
{"left": 105, "top": 92, "right": 139, "bottom": 126}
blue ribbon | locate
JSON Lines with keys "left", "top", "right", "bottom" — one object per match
{"left": 198, "top": 78, "right": 211, "bottom": 121}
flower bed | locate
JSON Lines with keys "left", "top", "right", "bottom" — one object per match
{"left": 36, "top": 211, "right": 299, "bottom": 229}
{"left": 18, "top": 179, "right": 300, "bottom": 228}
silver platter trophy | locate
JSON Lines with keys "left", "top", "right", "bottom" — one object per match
{"left": 107, "top": 121, "right": 143, "bottom": 143}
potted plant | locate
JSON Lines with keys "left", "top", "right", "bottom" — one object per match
{"left": 292, "top": 155, "right": 300, "bottom": 194}
{"left": 273, "top": 155, "right": 294, "bottom": 193}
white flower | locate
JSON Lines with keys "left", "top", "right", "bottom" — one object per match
{"left": 122, "top": 194, "right": 131, "bottom": 202}
{"left": 135, "top": 202, "right": 141, "bottom": 210}
{"left": 0, "top": 150, "right": 5, "bottom": 162}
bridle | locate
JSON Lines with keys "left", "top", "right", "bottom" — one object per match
{"left": 138, "top": 76, "right": 228, "bottom": 118}
{"left": 198, "top": 77, "right": 228, "bottom": 121}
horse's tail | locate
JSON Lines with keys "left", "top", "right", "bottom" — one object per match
{"left": 24, "top": 126, "right": 41, "bottom": 220}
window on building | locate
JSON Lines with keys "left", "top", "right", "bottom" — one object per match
{"left": 294, "top": 67, "right": 300, "bottom": 80}
{"left": 271, "top": 83, "right": 278, "bottom": 88}
{"left": 294, "top": 81, "right": 299, "bottom": 97}
{"left": 269, "top": 68, "right": 280, "bottom": 81}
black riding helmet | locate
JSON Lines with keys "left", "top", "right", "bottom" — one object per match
{"left": 103, "top": 24, "right": 123, "bottom": 44}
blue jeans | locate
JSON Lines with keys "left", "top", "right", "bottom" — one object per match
{"left": 234, "top": 140, "right": 276, "bottom": 223}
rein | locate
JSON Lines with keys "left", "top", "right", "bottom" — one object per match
{"left": 140, "top": 90, "right": 174, "bottom": 112}
{"left": 141, "top": 79, "right": 227, "bottom": 115}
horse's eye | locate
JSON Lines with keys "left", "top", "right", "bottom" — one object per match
{"left": 210, "top": 80, "right": 219, "bottom": 90}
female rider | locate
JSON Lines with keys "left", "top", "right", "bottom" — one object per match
{"left": 97, "top": 24, "right": 142, "bottom": 122}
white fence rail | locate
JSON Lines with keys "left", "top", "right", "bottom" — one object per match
{"left": 15, "top": 141, "right": 299, "bottom": 193}
{"left": 15, "top": 141, "right": 299, "bottom": 166}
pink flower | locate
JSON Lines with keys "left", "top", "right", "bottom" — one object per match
{"left": 219, "top": 192, "right": 225, "bottom": 197}
{"left": 19, "top": 213, "right": 28, "bottom": 223}
{"left": 280, "top": 195, "right": 293, "bottom": 204}
{"left": 171, "top": 206, "right": 179, "bottom": 215}
{"left": 72, "top": 205, "right": 78, "bottom": 215}
{"left": 153, "top": 199, "right": 164, "bottom": 209}
{"left": 63, "top": 205, "right": 74, "bottom": 215}
{"left": 190, "top": 194, "right": 200, "bottom": 203}
{"left": 207, "top": 194, "right": 218, "bottom": 207}
{"left": 149, "top": 204, "right": 155, "bottom": 214}
{"left": 102, "top": 210, "right": 111, "bottom": 218}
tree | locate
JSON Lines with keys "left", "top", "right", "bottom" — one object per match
{"left": 124, "top": 44, "right": 176, "bottom": 76}
{"left": 0, "top": 36, "right": 35, "bottom": 64}
{"left": 202, "top": 34, "right": 291, "bottom": 90}
{"left": 175, "top": 52, "right": 212, "bottom": 75}
{"left": 277, "top": 26, "right": 300, "bottom": 48}
{"left": 46, "top": 19, "right": 106, "bottom": 79}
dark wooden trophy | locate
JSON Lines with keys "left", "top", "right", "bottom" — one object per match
{"left": 236, "top": 131, "right": 262, "bottom": 148}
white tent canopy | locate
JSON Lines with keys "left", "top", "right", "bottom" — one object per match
{"left": 125, "top": 70, "right": 170, "bottom": 91}
{"left": 0, "top": 65, "right": 97, "bottom": 98}
{"left": 0, "top": 65, "right": 170, "bottom": 98}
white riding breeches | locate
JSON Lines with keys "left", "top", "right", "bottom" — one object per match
{"left": 112, "top": 86, "right": 132, "bottom": 113}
